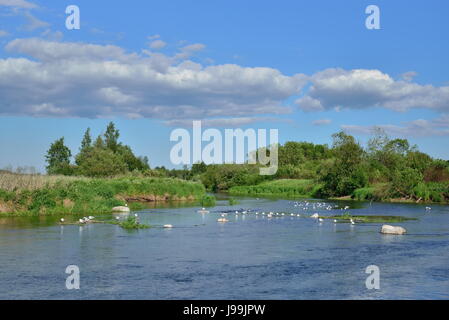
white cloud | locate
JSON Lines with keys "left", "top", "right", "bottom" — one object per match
{"left": 149, "top": 39, "right": 166, "bottom": 50}
{"left": 296, "top": 68, "right": 449, "bottom": 113}
{"left": 312, "top": 119, "right": 332, "bottom": 126}
{"left": 164, "top": 117, "right": 292, "bottom": 128}
{"left": 22, "top": 12, "right": 49, "bottom": 31}
{"left": 0, "top": 0, "right": 36, "bottom": 8}
{"left": 0, "top": 30, "right": 9, "bottom": 37}
{"left": 342, "top": 115, "right": 449, "bottom": 137}
{"left": 0, "top": 38, "right": 306, "bottom": 121}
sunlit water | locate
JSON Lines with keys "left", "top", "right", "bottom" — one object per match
{"left": 1, "top": 196, "right": 448, "bottom": 300}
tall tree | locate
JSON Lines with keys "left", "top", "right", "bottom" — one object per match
{"left": 45, "top": 137, "right": 72, "bottom": 175}
{"left": 80, "top": 128, "right": 92, "bottom": 152}
{"left": 104, "top": 122, "right": 120, "bottom": 152}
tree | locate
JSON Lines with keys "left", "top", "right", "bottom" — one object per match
{"left": 77, "top": 148, "right": 128, "bottom": 177}
{"left": 80, "top": 128, "right": 92, "bottom": 152}
{"left": 45, "top": 138, "right": 73, "bottom": 175}
{"left": 104, "top": 122, "right": 120, "bottom": 152}
{"left": 76, "top": 128, "right": 93, "bottom": 166}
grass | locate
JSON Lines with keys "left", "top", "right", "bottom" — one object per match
{"left": 352, "top": 182, "right": 449, "bottom": 203}
{"left": 112, "top": 216, "right": 150, "bottom": 230}
{"left": 0, "top": 173, "right": 206, "bottom": 216}
{"left": 229, "top": 179, "right": 320, "bottom": 198}
{"left": 200, "top": 194, "right": 216, "bottom": 207}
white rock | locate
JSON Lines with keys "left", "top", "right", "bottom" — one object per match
{"left": 381, "top": 225, "right": 407, "bottom": 235}
{"left": 112, "top": 206, "right": 130, "bottom": 212}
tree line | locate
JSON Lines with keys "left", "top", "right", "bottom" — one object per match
{"left": 45, "top": 122, "right": 149, "bottom": 177}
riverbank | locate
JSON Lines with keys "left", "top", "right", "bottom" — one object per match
{"left": 229, "top": 179, "right": 449, "bottom": 204}
{"left": 0, "top": 173, "right": 206, "bottom": 216}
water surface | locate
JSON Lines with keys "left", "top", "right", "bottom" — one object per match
{"left": 1, "top": 197, "right": 448, "bottom": 299}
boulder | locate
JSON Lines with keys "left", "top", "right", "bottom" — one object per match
{"left": 381, "top": 225, "right": 407, "bottom": 235}
{"left": 112, "top": 206, "right": 130, "bottom": 213}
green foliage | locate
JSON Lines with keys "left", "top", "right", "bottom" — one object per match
{"left": 115, "top": 216, "right": 150, "bottom": 230}
{"left": 201, "top": 195, "right": 216, "bottom": 207}
{"left": 77, "top": 148, "right": 128, "bottom": 177}
{"left": 45, "top": 137, "right": 73, "bottom": 175}
{"left": 0, "top": 176, "right": 205, "bottom": 216}
{"left": 230, "top": 179, "right": 317, "bottom": 198}
{"left": 45, "top": 123, "right": 150, "bottom": 178}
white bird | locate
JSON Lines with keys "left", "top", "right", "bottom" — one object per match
{"left": 88, "top": 216, "right": 95, "bottom": 220}
{"left": 116, "top": 217, "right": 120, "bottom": 220}
{"left": 333, "top": 219, "right": 337, "bottom": 223}
{"left": 60, "top": 218, "right": 65, "bottom": 223}
{"left": 318, "top": 218, "right": 323, "bottom": 223}
{"left": 297, "top": 214, "right": 301, "bottom": 217}
{"left": 79, "top": 219, "right": 84, "bottom": 224}
{"left": 350, "top": 219, "right": 355, "bottom": 225}
{"left": 425, "top": 207, "right": 432, "bottom": 211}
{"left": 163, "top": 224, "right": 173, "bottom": 228}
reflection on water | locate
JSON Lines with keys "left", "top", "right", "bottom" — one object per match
{"left": 0, "top": 196, "right": 448, "bottom": 300}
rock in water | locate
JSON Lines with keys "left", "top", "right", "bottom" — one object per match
{"left": 112, "top": 206, "right": 130, "bottom": 213}
{"left": 381, "top": 225, "right": 407, "bottom": 235}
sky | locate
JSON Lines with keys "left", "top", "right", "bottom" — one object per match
{"left": 0, "top": 0, "right": 448, "bottom": 172}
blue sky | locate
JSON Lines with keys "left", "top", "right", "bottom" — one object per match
{"left": 1, "top": 0, "right": 449, "bottom": 172}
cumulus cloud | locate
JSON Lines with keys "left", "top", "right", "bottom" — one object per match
{"left": 149, "top": 39, "right": 167, "bottom": 50}
{"left": 164, "top": 117, "right": 292, "bottom": 128}
{"left": 342, "top": 115, "right": 449, "bottom": 137}
{"left": 0, "top": 0, "right": 36, "bottom": 8}
{"left": 312, "top": 119, "right": 332, "bottom": 126}
{"left": 296, "top": 68, "right": 449, "bottom": 113}
{"left": 0, "top": 38, "right": 306, "bottom": 121}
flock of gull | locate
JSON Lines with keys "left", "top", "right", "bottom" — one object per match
{"left": 207, "top": 200, "right": 355, "bottom": 225}
{"left": 59, "top": 200, "right": 433, "bottom": 228}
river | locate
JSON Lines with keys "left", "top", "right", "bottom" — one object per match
{"left": 0, "top": 196, "right": 448, "bottom": 299}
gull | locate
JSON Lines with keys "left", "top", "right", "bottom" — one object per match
{"left": 333, "top": 219, "right": 338, "bottom": 223}
{"left": 425, "top": 207, "right": 432, "bottom": 211}
{"left": 60, "top": 218, "right": 65, "bottom": 223}
{"left": 318, "top": 218, "right": 323, "bottom": 223}
{"left": 350, "top": 219, "right": 355, "bottom": 225}
{"left": 88, "top": 216, "right": 95, "bottom": 220}
{"left": 163, "top": 224, "right": 173, "bottom": 228}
